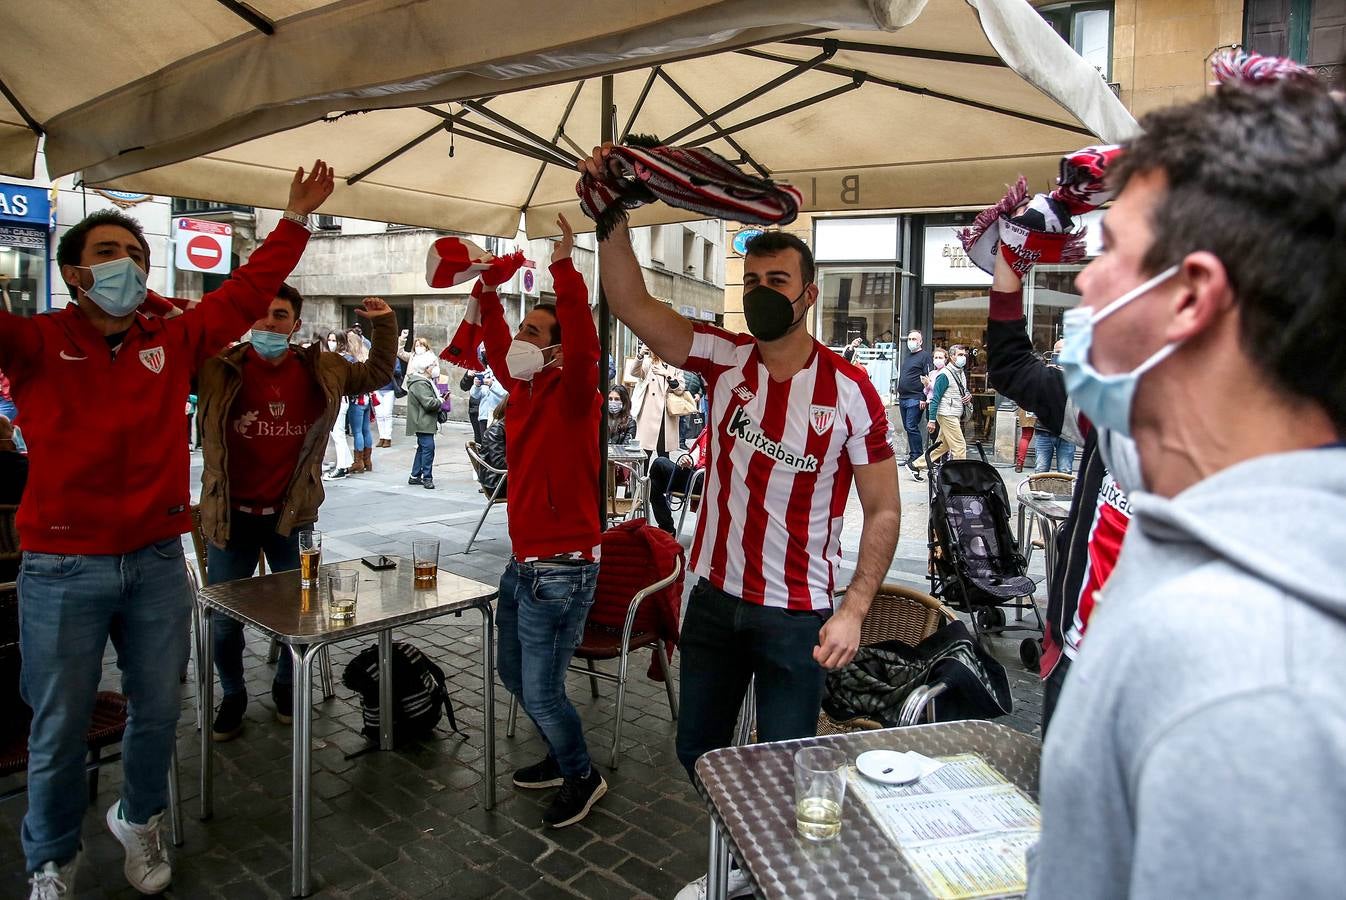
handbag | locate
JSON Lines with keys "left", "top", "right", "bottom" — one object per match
{"left": 666, "top": 389, "right": 697, "bottom": 417}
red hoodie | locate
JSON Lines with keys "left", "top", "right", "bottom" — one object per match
{"left": 479, "top": 259, "right": 601, "bottom": 559}
{"left": 0, "top": 219, "right": 310, "bottom": 554}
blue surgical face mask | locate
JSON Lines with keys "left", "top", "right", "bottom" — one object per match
{"left": 250, "top": 329, "right": 292, "bottom": 360}
{"left": 1059, "top": 264, "right": 1181, "bottom": 436}
{"left": 76, "top": 257, "right": 147, "bottom": 317}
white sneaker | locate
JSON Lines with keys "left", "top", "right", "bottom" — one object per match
{"left": 673, "top": 868, "right": 752, "bottom": 900}
{"left": 27, "top": 853, "right": 80, "bottom": 899}
{"left": 105, "top": 801, "right": 172, "bottom": 894}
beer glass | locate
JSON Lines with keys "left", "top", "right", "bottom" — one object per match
{"left": 412, "top": 539, "right": 440, "bottom": 587}
{"left": 794, "top": 747, "right": 847, "bottom": 841}
{"left": 298, "top": 529, "right": 322, "bottom": 588}
{"left": 327, "top": 569, "right": 358, "bottom": 622}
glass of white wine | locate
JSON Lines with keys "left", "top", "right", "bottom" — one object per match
{"left": 794, "top": 746, "right": 847, "bottom": 841}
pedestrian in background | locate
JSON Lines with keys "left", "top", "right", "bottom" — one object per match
{"left": 343, "top": 329, "right": 374, "bottom": 474}
{"left": 323, "top": 331, "right": 355, "bottom": 480}
{"left": 405, "top": 360, "right": 442, "bottom": 489}
{"left": 606, "top": 384, "right": 636, "bottom": 445}
{"left": 897, "top": 329, "right": 933, "bottom": 478}
{"left": 630, "top": 347, "right": 687, "bottom": 458}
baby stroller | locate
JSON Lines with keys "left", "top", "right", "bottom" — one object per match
{"left": 925, "top": 421, "right": 1044, "bottom": 666}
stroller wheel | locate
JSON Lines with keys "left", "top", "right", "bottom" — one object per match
{"left": 975, "top": 607, "right": 1000, "bottom": 634}
{"left": 1019, "top": 638, "right": 1042, "bottom": 670}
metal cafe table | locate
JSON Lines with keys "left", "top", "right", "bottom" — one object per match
{"left": 198, "top": 557, "right": 497, "bottom": 897}
{"left": 695, "top": 721, "right": 1042, "bottom": 900}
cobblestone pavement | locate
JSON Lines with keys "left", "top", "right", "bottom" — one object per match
{"left": 0, "top": 420, "right": 1049, "bottom": 898}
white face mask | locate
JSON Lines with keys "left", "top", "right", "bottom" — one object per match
{"left": 906, "top": 339, "right": 920, "bottom": 352}
{"left": 505, "top": 339, "right": 558, "bottom": 381}
{"left": 327, "top": 339, "right": 338, "bottom": 351}
{"left": 953, "top": 355, "right": 967, "bottom": 368}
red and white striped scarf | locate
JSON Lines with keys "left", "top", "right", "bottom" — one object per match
{"left": 576, "top": 137, "right": 802, "bottom": 239}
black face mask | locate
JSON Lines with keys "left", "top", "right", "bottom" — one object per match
{"left": 742, "top": 285, "right": 807, "bottom": 342}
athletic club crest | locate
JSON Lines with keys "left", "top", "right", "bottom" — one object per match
{"left": 269, "top": 401, "right": 286, "bottom": 417}
{"left": 809, "top": 404, "right": 836, "bottom": 436}
{"left": 138, "top": 346, "right": 165, "bottom": 374}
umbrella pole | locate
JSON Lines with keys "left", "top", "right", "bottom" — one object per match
{"left": 598, "top": 75, "right": 614, "bottom": 533}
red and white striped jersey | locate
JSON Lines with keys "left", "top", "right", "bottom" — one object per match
{"left": 683, "top": 323, "right": 894, "bottom": 611}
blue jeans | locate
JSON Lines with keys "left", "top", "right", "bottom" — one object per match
{"left": 496, "top": 559, "right": 598, "bottom": 778}
{"left": 18, "top": 540, "right": 191, "bottom": 870}
{"left": 411, "top": 433, "right": 436, "bottom": 479}
{"left": 1034, "top": 431, "right": 1077, "bottom": 475}
{"left": 899, "top": 398, "right": 925, "bottom": 462}
{"left": 675, "top": 579, "right": 830, "bottom": 781}
{"left": 207, "top": 512, "right": 299, "bottom": 697}
{"left": 347, "top": 401, "right": 373, "bottom": 452}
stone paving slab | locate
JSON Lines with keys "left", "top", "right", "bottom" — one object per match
{"left": 0, "top": 419, "right": 1049, "bottom": 898}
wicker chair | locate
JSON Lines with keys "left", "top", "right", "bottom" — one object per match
{"left": 1015, "top": 472, "right": 1076, "bottom": 570}
{"left": 815, "top": 583, "right": 957, "bottom": 735}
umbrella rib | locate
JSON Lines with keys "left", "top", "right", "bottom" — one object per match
{"left": 523, "top": 81, "right": 585, "bottom": 212}
{"left": 619, "top": 67, "right": 662, "bottom": 143}
{"left": 0, "top": 76, "right": 42, "bottom": 136}
{"left": 736, "top": 48, "right": 1094, "bottom": 137}
{"left": 662, "top": 42, "right": 837, "bottom": 146}
{"left": 685, "top": 77, "right": 866, "bottom": 147}
{"left": 458, "top": 101, "right": 580, "bottom": 166}
{"left": 449, "top": 122, "right": 575, "bottom": 170}
{"left": 213, "top": 0, "right": 275, "bottom": 35}
{"left": 453, "top": 118, "right": 576, "bottom": 169}
{"left": 655, "top": 71, "right": 770, "bottom": 179}
{"left": 784, "top": 37, "right": 1005, "bottom": 68}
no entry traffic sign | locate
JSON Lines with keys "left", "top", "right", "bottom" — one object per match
{"left": 174, "top": 217, "right": 232, "bottom": 275}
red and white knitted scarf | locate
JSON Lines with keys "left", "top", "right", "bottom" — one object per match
{"left": 576, "top": 136, "right": 802, "bottom": 239}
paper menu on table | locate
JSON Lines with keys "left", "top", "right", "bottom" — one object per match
{"left": 849, "top": 753, "right": 1039, "bottom": 900}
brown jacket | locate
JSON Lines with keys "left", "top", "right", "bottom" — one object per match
{"left": 197, "top": 312, "right": 397, "bottom": 547}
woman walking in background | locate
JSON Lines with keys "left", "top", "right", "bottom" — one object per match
{"left": 324, "top": 332, "right": 356, "bottom": 480}
{"left": 606, "top": 384, "right": 637, "bottom": 445}
{"left": 344, "top": 329, "right": 375, "bottom": 473}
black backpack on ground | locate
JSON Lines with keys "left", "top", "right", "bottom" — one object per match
{"left": 341, "top": 641, "right": 460, "bottom": 746}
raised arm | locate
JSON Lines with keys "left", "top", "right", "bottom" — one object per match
{"left": 183, "top": 161, "right": 334, "bottom": 363}
{"left": 580, "top": 147, "right": 693, "bottom": 366}
{"left": 550, "top": 215, "right": 599, "bottom": 402}
{"left": 477, "top": 284, "right": 521, "bottom": 395}
{"left": 985, "top": 250, "right": 1068, "bottom": 434}
{"left": 339, "top": 299, "right": 399, "bottom": 395}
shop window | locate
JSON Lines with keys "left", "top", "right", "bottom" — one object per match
{"left": 1041, "top": 2, "right": 1113, "bottom": 80}
{"left": 0, "top": 232, "right": 47, "bottom": 315}
{"left": 1024, "top": 265, "right": 1085, "bottom": 357}
{"left": 817, "top": 266, "right": 898, "bottom": 349}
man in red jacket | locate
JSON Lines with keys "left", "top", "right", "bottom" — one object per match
{"left": 11, "top": 161, "right": 333, "bottom": 898}
{"left": 478, "top": 214, "right": 606, "bottom": 829}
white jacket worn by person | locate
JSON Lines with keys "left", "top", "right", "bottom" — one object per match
{"left": 1029, "top": 446, "right": 1346, "bottom": 899}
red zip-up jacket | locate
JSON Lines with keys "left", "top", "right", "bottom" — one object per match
{"left": 0, "top": 219, "right": 310, "bottom": 555}
{"left": 480, "top": 259, "right": 601, "bottom": 559}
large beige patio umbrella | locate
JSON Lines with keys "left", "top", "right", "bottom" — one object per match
{"left": 1, "top": 0, "right": 1135, "bottom": 237}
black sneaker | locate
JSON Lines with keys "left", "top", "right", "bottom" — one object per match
{"left": 211, "top": 693, "right": 246, "bottom": 743}
{"left": 407, "top": 475, "right": 423, "bottom": 485}
{"left": 543, "top": 769, "right": 607, "bottom": 828}
{"left": 422, "top": 478, "right": 435, "bottom": 490}
{"left": 906, "top": 460, "right": 923, "bottom": 482}
{"left": 512, "top": 756, "right": 564, "bottom": 790}
{"left": 272, "top": 682, "right": 293, "bottom": 725}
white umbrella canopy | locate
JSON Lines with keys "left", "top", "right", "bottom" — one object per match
{"left": 1, "top": 0, "right": 1136, "bottom": 236}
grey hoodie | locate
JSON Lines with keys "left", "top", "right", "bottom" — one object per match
{"left": 1028, "top": 447, "right": 1346, "bottom": 899}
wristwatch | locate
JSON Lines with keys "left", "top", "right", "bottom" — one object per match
{"left": 282, "top": 210, "right": 314, "bottom": 231}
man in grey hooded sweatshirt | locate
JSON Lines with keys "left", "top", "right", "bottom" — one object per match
{"left": 1029, "top": 59, "right": 1346, "bottom": 899}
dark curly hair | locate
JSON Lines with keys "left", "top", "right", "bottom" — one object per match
{"left": 745, "top": 231, "right": 815, "bottom": 285}
{"left": 1111, "top": 75, "right": 1346, "bottom": 432}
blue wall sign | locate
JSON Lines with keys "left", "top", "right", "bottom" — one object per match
{"left": 732, "top": 228, "right": 764, "bottom": 256}
{"left": 0, "top": 183, "right": 49, "bottom": 225}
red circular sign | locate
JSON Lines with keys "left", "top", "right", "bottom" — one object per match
{"left": 186, "top": 234, "right": 224, "bottom": 269}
